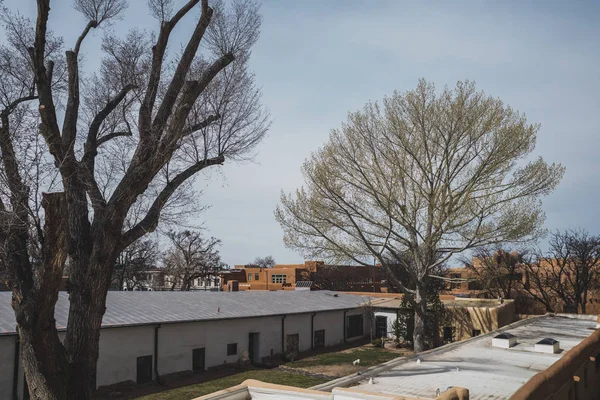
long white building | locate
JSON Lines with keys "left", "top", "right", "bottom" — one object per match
{"left": 0, "top": 291, "right": 369, "bottom": 399}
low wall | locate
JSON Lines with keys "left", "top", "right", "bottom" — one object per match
{"left": 510, "top": 317, "right": 600, "bottom": 400}
{"left": 192, "top": 379, "right": 468, "bottom": 400}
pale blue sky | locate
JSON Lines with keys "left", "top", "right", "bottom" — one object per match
{"left": 3, "top": 0, "right": 600, "bottom": 266}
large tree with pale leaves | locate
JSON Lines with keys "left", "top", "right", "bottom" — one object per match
{"left": 0, "top": 0, "right": 268, "bottom": 398}
{"left": 276, "top": 80, "right": 564, "bottom": 352}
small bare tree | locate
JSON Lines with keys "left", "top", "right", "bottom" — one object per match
{"left": 247, "top": 255, "right": 275, "bottom": 268}
{"left": 276, "top": 80, "right": 564, "bottom": 352}
{"left": 523, "top": 229, "right": 600, "bottom": 314}
{"left": 465, "top": 247, "right": 526, "bottom": 299}
{"left": 112, "top": 238, "right": 159, "bottom": 290}
{"left": 163, "top": 230, "right": 223, "bottom": 291}
{"left": 0, "top": 0, "right": 268, "bottom": 398}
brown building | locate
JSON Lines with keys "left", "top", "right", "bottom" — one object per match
{"left": 220, "top": 261, "right": 388, "bottom": 292}
{"left": 442, "top": 257, "right": 600, "bottom": 315}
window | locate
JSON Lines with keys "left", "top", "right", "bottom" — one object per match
{"left": 375, "top": 316, "right": 388, "bottom": 338}
{"left": 227, "top": 343, "right": 237, "bottom": 356}
{"left": 271, "top": 274, "right": 287, "bottom": 284}
{"left": 346, "top": 314, "right": 364, "bottom": 339}
{"left": 255, "top": 273, "right": 259, "bottom": 280}
{"left": 450, "top": 274, "right": 461, "bottom": 289}
{"left": 136, "top": 355, "right": 153, "bottom": 384}
{"left": 314, "top": 330, "right": 325, "bottom": 349}
{"left": 248, "top": 273, "right": 253, "bottom": 281}
{"left": 472, "top": 329, "right": 481, "bottom": 337}
{"left": 443, "top": 327, "right": 455, "bottom": 343}
{"left": 192, "top": 348, "right": 205, "bottom": 372}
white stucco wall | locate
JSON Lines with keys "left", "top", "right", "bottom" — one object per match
{"left": 157, "top": 315, "right": 283, "bottom": 376}
{"left": 373, "top": 310, "right": 398, "bottom": 339}
{"left": 96, "top": 325, "right": 155, "bottom": 387}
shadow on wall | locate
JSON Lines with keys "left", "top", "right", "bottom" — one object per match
{"left": 446, "top": 301, "right": 516, "bottom": 341}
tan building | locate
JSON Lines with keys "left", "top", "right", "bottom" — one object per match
{"left": 221, "top": 261, "right": 388, "bottom": 292}
{"left": 366, "top": 294, "right": 516, "bottom": 342}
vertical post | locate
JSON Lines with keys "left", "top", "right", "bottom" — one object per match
{"left": 281, "top": 315, "right": 287, "bottom": 353}
{"left": 154, "top": 324, "right": 161, "bottom": 382}
{"left": 343, "top": 310, "right": 348, "bottom": 344}
{"left": 311, "top": 312, "right": 316, "bottom": 350}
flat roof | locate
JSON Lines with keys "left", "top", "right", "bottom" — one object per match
{"left": 352, "top": 315, "right": 597, "bottom": 400}
{"left": 0, "top": 291, "right": 369, "bottom": 336}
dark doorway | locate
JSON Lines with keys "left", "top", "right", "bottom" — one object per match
{"left": 136, "top": 355, "right": 153, "bottom": 384}
{"left": 314, "top": 330, "right": 325, "bottom": 349}
{"left": 248, "top": 332, "right": 260, "bottom": 364}
{"left": 375, "top": 316, "right": 388, "bottom": 339}
{"left": 346, "top": 314, "right": 364, "bottom": 339}
{"left": 192, "top": 348, "right": 206, "bottom": 372}
{"left": 443, "top": 327, "right": 455, "bottom": 343}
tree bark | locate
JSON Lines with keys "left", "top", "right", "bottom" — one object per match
{"left": 412, "top": 284, "right": 427, "bottom": 353}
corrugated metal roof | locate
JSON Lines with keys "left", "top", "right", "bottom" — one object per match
{"left": 0, "top": 290, "right": 370, "bottom": 336}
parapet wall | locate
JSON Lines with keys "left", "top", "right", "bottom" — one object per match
{"left": 510, "top": 317, "right": 600, "bottom": 400}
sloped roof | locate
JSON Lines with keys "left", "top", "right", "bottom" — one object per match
{"left": 0, "top": 290, "right": 370, "bottom": 336}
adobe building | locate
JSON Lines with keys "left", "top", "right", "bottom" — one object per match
{"left": 442, "top": 257, "right": 600, "bottom": 315}
{"left": 363, "top": 294, "right": 516, "bottom": 343}
{"left": 220, "top": 261, "right": 388, "bottom": 292}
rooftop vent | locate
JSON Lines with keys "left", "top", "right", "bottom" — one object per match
{"left": 535, "top": 338, "right": 560, "bottom": 354}
{"left": 492, "top": 333, "right": 517, "bottom": 349}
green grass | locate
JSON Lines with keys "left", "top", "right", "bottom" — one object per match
{"left": 285, "top": 346, "right": 400, "bottom": 369}
{"left": 135, "top": 370, "right": 329, "bottom": 400}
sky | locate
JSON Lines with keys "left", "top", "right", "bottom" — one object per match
{"left": 2, "top": 0, "right": 600, "bottom": 266}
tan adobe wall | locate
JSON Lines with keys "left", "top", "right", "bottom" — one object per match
{"left": 444, "top": 300, "right": 516, "bottom": 341}
{"left": 510, "top": 317, "right": 600, "bottom": 400}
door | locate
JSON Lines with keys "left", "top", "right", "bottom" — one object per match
{"left": 248, "top": 332, "right": 260, "bottom": 364}
{"left": 375, "top": 316, "right": 388, "bottom": 339}
{"left": 192, "top": 348, "right": 206, "bottom": 372}
{"left": 136, "top": 355, "right": 153, "bottom": 384}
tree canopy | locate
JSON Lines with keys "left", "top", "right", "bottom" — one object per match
{"left": 277, "top": 79, "right": 564, "bottom": 351}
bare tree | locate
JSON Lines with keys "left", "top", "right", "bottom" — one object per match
{"left": 111, "top": 238, "right": 159, "bottom": 290}
{"left": 248, "top": 255, "right": 275, "bottom": 268}
{"left": 464, "top": 247, "right": 526, "bottom": 299}
{"left": 0, "top": 0, "right": 268, "bottom": 398}
{"left": 163, "top": 230, "right": 223, "bottom": 290}
{"left": 523, "top": 229, "right": 600, "bottom": 314}
{"left": 276, "top": 80, "right": 564, "bottom": 352}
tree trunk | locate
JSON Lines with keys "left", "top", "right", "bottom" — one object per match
{"left": 412, "top": 284, "right": 427, "bottom": 353}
